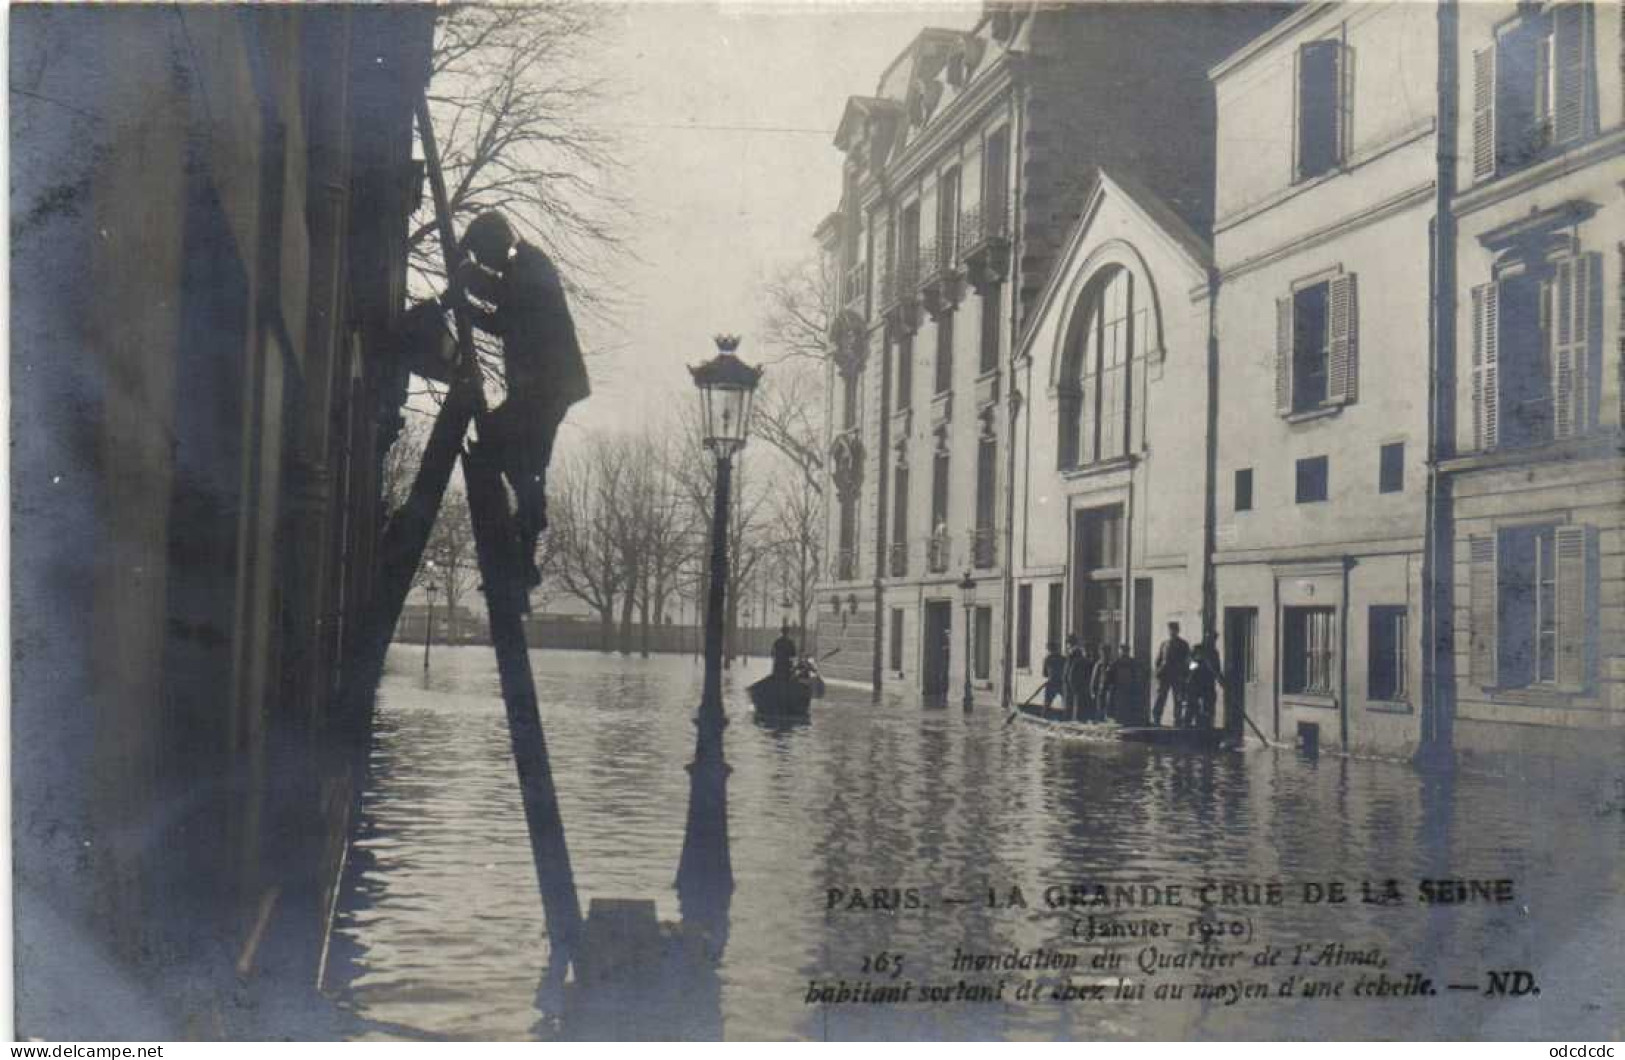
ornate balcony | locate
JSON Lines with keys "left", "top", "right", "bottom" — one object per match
{"left": 970, "top": 526, "right": 998, "bottom": 570}
{"left": 958, "top": 200, "right": 1012, "bottom": 294}
{"left": 926, "top": 530, "right": 952, "bottom": 574}
{"left": 879, "top": 256, "right": 921, "bottom": 336}
{"left": 888, "top": 540, "right": 909, "bottom": 578}
{"left": 917, "top": 236, "right": 964, "bottom": 320}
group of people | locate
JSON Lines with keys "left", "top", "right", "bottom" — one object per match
{"left": 1040, "top": 621, "right": 1223, "bottom": 728}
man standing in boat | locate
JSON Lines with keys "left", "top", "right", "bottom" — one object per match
{"left": 1090, "top": 644, "right": 1115, "bottom": 722}
{"left": 1063, "top": 635, "right": 1092, "bottom": 722}
{"left": 1186, "top": 632, "right": 1223, "bottom": 729}
{"left": 1152, "top": 621, "right": 1191, "bottom": 727}
{"left": 771, "top": 622, "right": 798, "bottom": 681}
{"left": 1041, "top": 641, "right": 1067, "bottom": 717}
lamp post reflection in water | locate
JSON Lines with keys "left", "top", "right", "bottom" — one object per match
{"left": 676, "top": 334, "right": 761, "bottom": 938}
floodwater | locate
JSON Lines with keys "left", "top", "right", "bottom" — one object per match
{"left": 331, "top": 646, "right": 1624, "bottom": 1040}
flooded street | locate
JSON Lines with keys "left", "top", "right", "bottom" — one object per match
{"left": 331, "top": 646, "right": 1624, "bottom": 1040}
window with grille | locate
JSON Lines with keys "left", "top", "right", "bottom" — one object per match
{"left": 1368, "top": 605, "right": 1408, "bottom": 702}
{"left": 1283, "top": 606, "right": 1336, "bottom": 696}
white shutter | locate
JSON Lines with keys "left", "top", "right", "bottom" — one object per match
{"left": 1553, "top": 524, "right": 1595, "bottom": 689}
{"left": 1552, "top": 1, "right": 1594, "bottom": 146}
{"left": 1551, "top": 252, "right": 1600, "bottom": 439}
{"left": 1472, "top": 46, "right": 1497, "bottom": 179}
{"left": 1276, "top": 296, "right": 1294, "bottom": 415}
{"left": 1471, "top": 282, "right": 1501, "bottom": 450}
{"left": 1469, "top": 534, "right": 1499, "bottom": 688}
{"left": 1327, "top": 273, "right": 1358, "bottom": 405}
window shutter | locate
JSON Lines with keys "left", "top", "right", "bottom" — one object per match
{"left": 1553, "top": 524, "right": 1595, "bottom": 689}
{"left": 1472, "top": 46, "right": 1496, "bottom": 179}
{"left": 1468, "top": 534, "right": 1498, "bottom": 688}
{"left": 1471, "top": 282, "right": 1500, "bottom": 450}
{"left": 1337, "top": 41, "right": 1353, "bottom": 166}
{"left": 1327, "top": 273, "right": 1358, "bottom": 404}
{"left": 1552, "top": 1, "right": 1593, "bottom": 145}
{"left": 1552, "top": 252, "right": 1600, "bottom": 440}
{"left": 1275, "top": 296, "right": 1293, "bottom": 415}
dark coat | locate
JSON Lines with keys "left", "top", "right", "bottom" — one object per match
{"left": 471, "top": 242, "right": 590, "bottom": 412}
{"left": 1154, "top": 635, "right": 1191, "bottom": 682}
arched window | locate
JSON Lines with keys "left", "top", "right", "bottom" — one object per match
{"left": 1059, "top": 266, "right": 1138, "bottom": 468}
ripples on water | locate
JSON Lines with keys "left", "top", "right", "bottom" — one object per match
{"left": 331, "top": 646, "right": 1624, "bottom": 1040}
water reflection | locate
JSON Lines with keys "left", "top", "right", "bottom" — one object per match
{"left": 332, "top": 647, "right": 1623, "bottom": 1040}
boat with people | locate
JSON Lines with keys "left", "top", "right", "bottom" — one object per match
{"left": 748, "top": 671, "right": 815, "bottom": 718}
{"left": 1009, "top": 703, "right": 1232, "bottom": 751}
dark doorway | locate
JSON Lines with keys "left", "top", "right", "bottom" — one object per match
{"left": 1224, "top": 606, "right": 1259, "bottom": 739}
{"left": 922, "top": 600, "right": 952, "bottom": 700}
{"left": 1072, "top": 504, "right": 1124, "bottom": 652}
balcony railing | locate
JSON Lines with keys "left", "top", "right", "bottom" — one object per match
{"left": 880, "top": 256, "right": 919, "bottom": 310}
{"left": 888, "top": 540, "right": 909, "bottom": 578}
{"left": 835, "top": 548, "right": 858, "bottom": 582}
{"left": 926, "top": 531, "right": 951, "bottom": 574}
{"left": 971, "top": 526, "right": 998, "bottom": 570}
{"left": 958, "top": 199, "right": 1010, "bottom": 258}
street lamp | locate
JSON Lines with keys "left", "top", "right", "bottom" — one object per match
{"left": 677, "top": 334, "right": 761, "bottom": 930}
{"left": 423, "top": 565, "right": 440, "bottom": 676}
{"left": 959, "top": 569, "right": 976, "bottom": 712}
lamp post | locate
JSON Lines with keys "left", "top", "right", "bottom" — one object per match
{"left": 677, "top": 334, "right": 761, "bottom": 932}
{"left": 423, "top": 562, "right": 440, "bottom": 675}
{"left": 959, "top": 569, "right": 976, "bottom": 712}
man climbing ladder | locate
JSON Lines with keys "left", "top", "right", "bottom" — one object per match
{"left": 442, "top": 211, "right": 590, "bottom": 587}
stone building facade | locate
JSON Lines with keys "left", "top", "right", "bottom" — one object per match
{"left": 12, "top": 6, "right": 433, "bottom": 1035}
{"left": 816, "top": 1, "right": 1285, "bottom": 702}
{"left": 1010, "top": 170, "right": 1215, "bottom": 718}
{"left": 1441, "top": 0, "right": 1625, "bottom": 756}
{"left": 1208, "top": 2, "right": 1441, "bottom": 757}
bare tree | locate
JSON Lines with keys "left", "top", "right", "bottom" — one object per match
{"left": 750, "top": 356, "right": 826, "bottom": 501}
{"left": 767, "top": 474, "right": 823, "bottom": 646}
{"left": 416, "top": 4, "right": 626, "bottom": 301}
{"left": 424, "top": 488, "right": 477, "bottom": 643}
{"left": 760, "top": 255, "right": 839, "bottom": 366}
{"left": 409, "top": 3, "right": 630, "bottom": 403}
{"left": 546, "top": 442, "right": 627, "bottom": 647}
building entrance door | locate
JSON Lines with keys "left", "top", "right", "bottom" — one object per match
{"left": 922, "top": 600, "right": 952, "bottom": 700}
{"left": 1132, "top": 578, "right": 1154, "bottom": 716}
{"left": 1224, "top": 606, "right": 1259, "bottom": 739}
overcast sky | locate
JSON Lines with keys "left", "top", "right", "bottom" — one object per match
{"left": 566, "top": 1, "right": 980, "bottom": 439}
